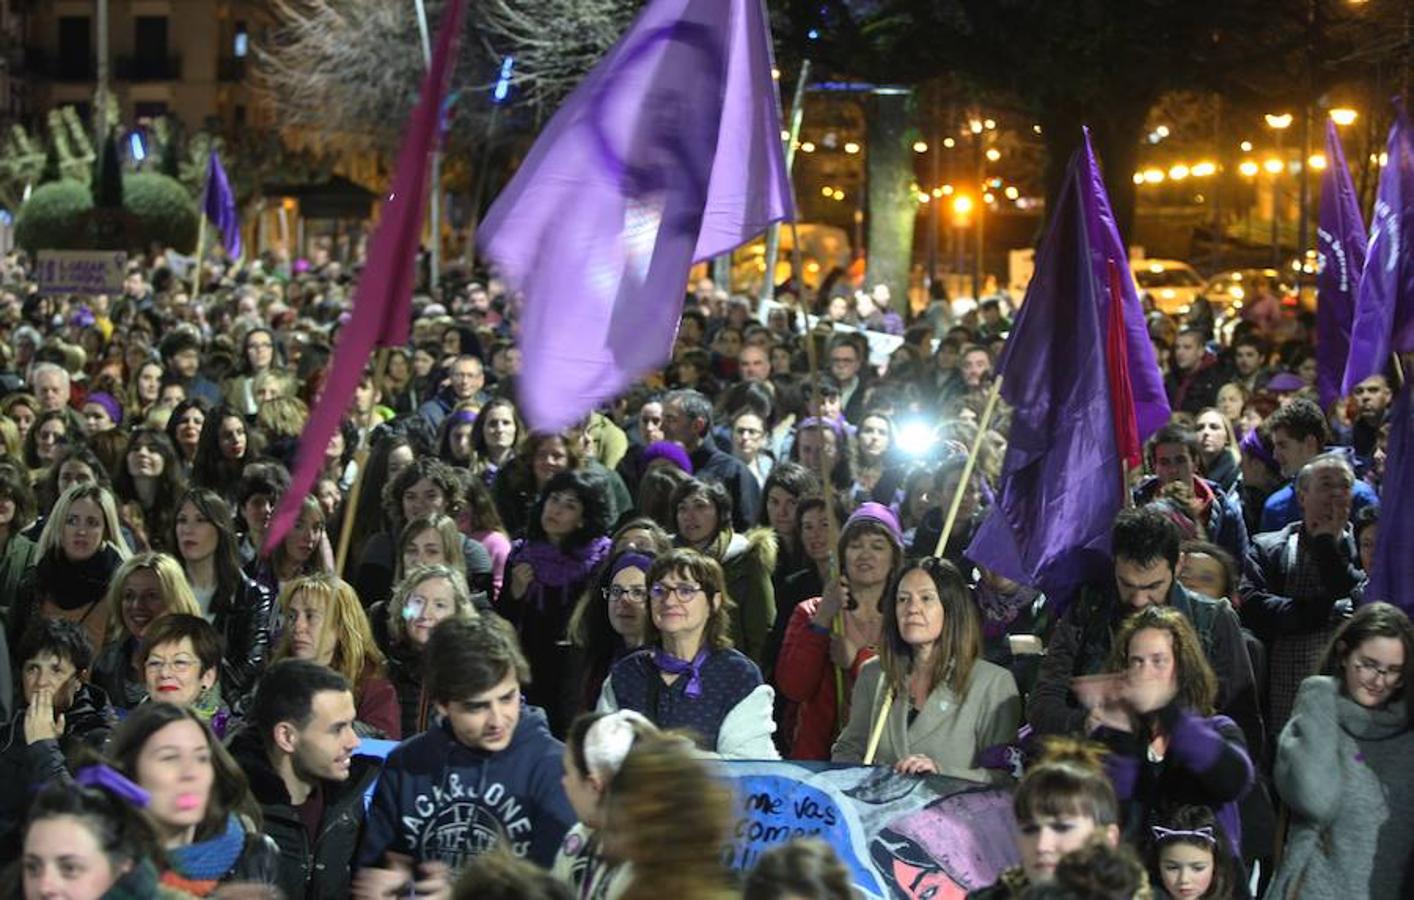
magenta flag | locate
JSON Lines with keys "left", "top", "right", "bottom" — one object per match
{"left": 264, "top": 0, "right": 467, "bottom": 552}
{"left": 478, "top": 0, "right": 793, "bottom": 431}
{"left": 1342, "top": 102, "right": 1414, "bottom": 396}
{"left": 1316, "top": 119, "right": 1367, "bottom": 409}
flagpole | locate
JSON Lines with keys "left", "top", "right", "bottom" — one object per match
{"left": 933, "top": 374, "right": 1004, "bottom": 558}
{"left": 192, "top": 205, "right": 207, "bottom": 298}
{"left": 863, "top": 686, "right": 893, "bottom": 765}
{"left": 336, "top": 347, "right": 392, "bottom": 575}
{"left": 761, "top": 59, "right": 811, "bottom": 304}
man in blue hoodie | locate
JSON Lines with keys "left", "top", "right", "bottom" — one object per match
{"left": 355, "top": 616, "right": 575, "bottom": 888}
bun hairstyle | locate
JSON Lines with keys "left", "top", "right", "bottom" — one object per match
{"left": 1013, "top": 738, "right": 1119, "bottom": 827}
{"left": 1033, "top": 840, "right": 1150, "bottom": 900}
{"left": 565, "top": 710, "right": 657, "bottom": 781}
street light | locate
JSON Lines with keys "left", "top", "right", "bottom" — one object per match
{"left": 1264, "top": 113, "right": 1294, "bottom": 130}
{"left": 844, "top": 142, "right": 860, "bottom": 154}
{"left": 1239, "top": 160, "right": 1259, "bottom": 177}
{"left": 1263, "top": 158, "right": 1284, "bottom": 174}
{"left": 913, "top": 141, "right": 928, "bottom": 153}
{"left": 1265, "top": 113, "right": 1293, "bottom": 270}
{"left": 1307, "top": 153, "right": 1327, "bottom": 171}
{"left": 1169, "top": 164, "right": 1190, "bottom": 181}
{"left": 952, "top": 195, "right": 974, "bottom": 215}
{"left": 985, "top": 148, "right": 1001, "bottom": 162}
{"left": 1329, "top": 108, "right": 1358, "bottom": 126}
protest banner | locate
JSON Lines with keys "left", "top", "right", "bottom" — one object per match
{"left": 356, "top": 743, "right": 1017, "bottom": 897}
{"left": 34, "top": 249, "right": 127, "bottom": 296}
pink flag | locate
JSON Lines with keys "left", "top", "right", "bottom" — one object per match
{"left": 477, "top": 0, "right": 793, "bottom": 431}
{"left": 264, "top": 0, "right": 467, "bottom": 553}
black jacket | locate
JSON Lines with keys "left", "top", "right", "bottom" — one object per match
{"left": 0, "top": 682, "right": 116, "bottom": 859}
{"left": 213, "top": 571, "right": 277, "bottom": 701}
{"left": 227, "top": 726, "right": 382, "bottom": 900}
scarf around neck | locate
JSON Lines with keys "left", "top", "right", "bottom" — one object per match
{"left": 513, "top": 536, "right": 611, "bottom": 612}
{"left": 39, "top": 544, "right": 122, "bottom": 611}
{"left": 652, "top": 647, "right": 709, "bottom": 698}
{"left": 161, "top": 814, "right": 248, "bottom": 895}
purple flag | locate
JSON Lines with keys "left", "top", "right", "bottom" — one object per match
{"left": 1316, "top": 120, "right": 1368, "bottom": 409}
{"left": 1079, "top": 130, "right": 1170, "bottom": 441}
{"left": 265, "top": 0, "right": 467, "bottom": 552}
{"left": 201, "top": 149, "right": 242, "bottom": 260}
{"left": 965, "top": 139, "right": 1133, "bottom": 595}
{"left": 478, "top": 0, "right": 793, "bottom": 431}
{"left": 1342, "top": 103, "right": 1414, "bottom": 396}
{"left": 1366, "top": 383, "right": 1414, "bottom": 615}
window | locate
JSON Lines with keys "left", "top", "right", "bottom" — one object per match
{"left": 57, "top": 16, "right": 92, "bottom": 80}
{"left": 234, "top": 23, "right": 249, "bottom": 58}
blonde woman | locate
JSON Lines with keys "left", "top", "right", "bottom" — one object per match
{"left": 90, "top": 552, "right": 202, "bottom": 710}
{"left": 380, "top": 564, "right": 480, "bottom": 736}
{"left": 8, "top": 483, "right": 130, "bottom": 656}
{"left": 272, "top": 573, "right": 400, "bottom": 738}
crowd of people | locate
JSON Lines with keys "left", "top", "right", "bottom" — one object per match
{"left": 0, "top": 247, "right": 1406, "bottom": 900}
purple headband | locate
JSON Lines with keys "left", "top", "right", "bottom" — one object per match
{"left": 642, "top": 440, "right": 694, "bottom": 474}
{"left": 449, "top": 409, "right": 478, "bottom": 427}
{"left": 798, "top": 415, "right": 846, "bottom": 443}
{"left": 1239, "top": 427, "right": 1278, "bottom": 472}
{"left": 84, "top": 391, "right": 123, "bottom": 426}
{"left": 610, "top": 551, "right": 654, "bottom": 578}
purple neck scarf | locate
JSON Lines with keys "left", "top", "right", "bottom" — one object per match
{"left": 652, "top": 647, "right": 709, "bottom": 698}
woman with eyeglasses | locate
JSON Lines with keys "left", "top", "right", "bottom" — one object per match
{"left": 566, "top": 550, "right": 655, "bottom": 717}
{"left": 500, "top": 469, "right": 613, "bottom": 737}
{"left": 90, "top": 553, "right": 203, "bottom": 712}
{"left": 135, "top": 613, "right": 233, "bottom": 737}
{"left": 833, "top": 557, "right": 1020, "bottom": 783}
{"left": 1267, "top": 602, "right": 1413, "bottom": 900}
{"left": 597, "top": 548, "right": 779, "bottom": 759}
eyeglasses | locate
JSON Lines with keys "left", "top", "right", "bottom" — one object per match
{"left": 1352, "top": 658, "right": 1404, "bottom": 685}
{"left": 604, "top": 586, "right": 648, "bottom": 606}
{"left": 144, "top": 657, "right": 198, "bottom": 676}
{"left": 650, "top": 583, "right": 703, "bottom": 603}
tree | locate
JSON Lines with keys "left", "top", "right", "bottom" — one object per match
{"left": 92, "top": 132, "right": 124, "bottom": 210}
{"left": 13, "top": 181, "right": 92, "bottom": 252}
{"left": 800, "top": 1, "right": 1358, "bottom": 241}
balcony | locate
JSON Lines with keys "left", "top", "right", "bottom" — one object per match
{"left": 20, "top": 46, "right": 95, "bottom": 82}
{"left": 218, "top": 57, "right": 247, "bottom": 82}
{"left": 114, "top": 54, "right": 181, "bottom": 82}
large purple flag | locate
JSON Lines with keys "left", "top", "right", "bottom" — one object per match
{"left": 1366, "top": 383, "right": 1414, "bottom": 615}
{"left": 965, "top": 140, "right": 1134, "bottom": 595}
{"left": 1342, "top": 103, "right": 1414, "bottom": 395}
{"left": 201, "top": 149, "right": 242, "bottom": 260}
{"left": 265, "top": 0, "right": 467, "bottom": 552}
{"left": 478, "top": 0, "right": 793, "bottom": 431}
{"left": 1316, "top": 120, "right": 1368, "bottom": 409}
{"left": 1079, "top": 130, "right": 1170, "bottom": 441}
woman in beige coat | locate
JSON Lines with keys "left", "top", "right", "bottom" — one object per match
{"left": 833, "top": 557, "right": 1021, "bottom": 783}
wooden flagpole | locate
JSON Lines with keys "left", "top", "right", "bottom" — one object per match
{"left": 863, "top": 685, "right": 893, "bottom": 765}
{"left": 334, "top": 347, "right": 391, "bottom": 575}
{"left": 932, "top": 374, "right": 1004, "bottom": 558}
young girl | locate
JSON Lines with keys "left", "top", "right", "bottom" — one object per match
{"left": 553, "top": 710, "right": 657, "bottom": 900}
{"left": 1150, "top": 806, "right": 1239, "bottom": 900}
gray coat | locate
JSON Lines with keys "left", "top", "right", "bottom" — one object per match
{"left": 1267, "top": 676, "right": 1414, "bottom": 900}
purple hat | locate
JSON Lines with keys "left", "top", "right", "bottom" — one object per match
{"left": 1239, "top": 427, "right": 1278, "bottom": 472}
{"left": 842, "top": 501, "right": 903, "bottom": 547}
{"left": 1265, "top": 372, "right": 1305, "bottom": 393}
{"left": 642, "top": 441, "right": 694, "bottom": 474}
{"left": 610, "top": 551, "right": 654, "bottom": 578}
{"left": 83, "top": 391, "right": 123, "bottom": 426}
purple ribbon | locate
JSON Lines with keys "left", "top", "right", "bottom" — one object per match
{"left": 75, "top": 764, "right": 151, "bottom": 808}
{"left": 652, "top": 647, "right": 709, "bottom": 698}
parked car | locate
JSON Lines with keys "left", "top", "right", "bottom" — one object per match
{"left": 1132, "top": 259, "right": 1205, "bottom": 314}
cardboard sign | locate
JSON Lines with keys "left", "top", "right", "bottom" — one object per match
{"left": 35, "top": 250, "right": 127, "bottom": 296}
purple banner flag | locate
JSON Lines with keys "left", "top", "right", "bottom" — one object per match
{"left": 1079, "top": 131, "right": 1170, "bottom": 441}
{"left": 966, "top": 137, "right": 1134, "bottom": 595}
{"left": 264, "top": 0, "right": 467, "bottom": 552}
{"left": 478, "top": 0, "right": 793, "bottom": 431}
{"left": 1342, "top": 103, "right": 1414, "bottom": 396}
{"left": 1366, "top": 383, "right": 1413, "bottom": 615}
{"left": 202, "top": 149, "right": 242, "bottom": 260}
{"left": 1316, "top": 120, "right": 1368, "bottom": 409}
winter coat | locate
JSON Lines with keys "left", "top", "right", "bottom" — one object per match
{"left": 1238, "top": 523, "right": 1363, "bottom": 643}
{"left": 1266, "top": 676, "right": 1414, "bottom": 900}
{"left": 833, "top": 657, "right": 1021, "bottom": 784}
{"left": 8, "top": 545, "right": 124, "bottom": 663}
{"left": 1133, "top": 475, "right": 1249, "bottom": 564}
{"left": 228, "top": 726, "right": 382, "bottom": 900}
{"left": 687, "top": 439, "right": 763, "bottom": 530}
{"left": 1094, "top": 705, "right": 1253, "bottom": 860}
{"left": 692, "top": 527, "right": 778, "bottom": 665}
{"left": 356, "top": 706, "right": 575, "bottom": 870}
{"left": 0, "top": 682, "right": 115, "bottom": 859}
{"left": 212, "top": 571, "right": 276, "bottom": 701}
{"left": 775, "top": 597, "right": 876, "bottom": 760}
{"left": 1259, "top": 478, "right": 1379, "bottom": 534}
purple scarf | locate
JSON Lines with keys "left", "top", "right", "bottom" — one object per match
{"left": 510, "top": 536, "right": 611, "bottom": 611}
{"left": 652, "top": 647, "right": 709, "bottom": 698}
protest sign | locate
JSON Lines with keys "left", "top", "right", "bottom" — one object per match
{"left": 35, "top": 250, "right": 127, "bottom": 296}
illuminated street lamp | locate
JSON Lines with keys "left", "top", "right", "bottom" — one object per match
{"left": 1264, "top": 113, "right": 1294, "bottom": 130}
{"left": 1238, "top": 160, "right": 1260, "bottom": 178}
{"left": 1265, "top": 113, "right": 1293, "bottom": 270}
{"left": 1329, "top": 108, "right": 1358, "bottom": 127}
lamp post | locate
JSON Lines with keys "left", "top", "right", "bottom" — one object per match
{"left": 1265, "top": 113, "right": 1293, "bottom": 271}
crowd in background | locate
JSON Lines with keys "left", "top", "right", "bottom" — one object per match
{"left": 0, "top": 245, "right": 1406, "bottom": 900}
